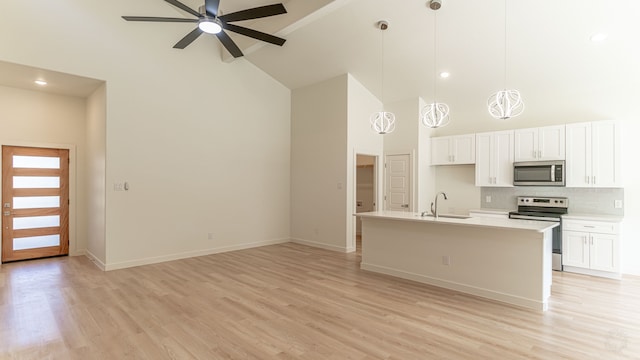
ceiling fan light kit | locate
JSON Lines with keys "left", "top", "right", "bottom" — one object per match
{"left": 198, "top": 19, "right": 222, "bottom": 34}
{"left": 370, "top": 20, "right": 396, "bottom": 135}
{"left": 487, "top": 0, "right": 524, "bottom": 120}
{"left": 122, "top": 0, "right": 287, "bottom": 58}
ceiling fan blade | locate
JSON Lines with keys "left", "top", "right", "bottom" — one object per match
{"left": 224, "top": 24, "right": 286, "bottom": 46}
{"left": 205, "top": 0, "right": 220, "bottom": 16}
{"left": 216, "top": 31, "right": 243, "bottom": 58}
{"left": 122, "top": 16, "right": 198, "bottom": 23}
{"left": 218, "top": 4, "right": 286, "bottom": 23}
{"left": 173, "top": 27, "right": 204, "bottom": 49}
{"left": 164, "top": 0, "right": 201, "bottom": 18}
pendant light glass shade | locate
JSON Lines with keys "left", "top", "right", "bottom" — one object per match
{"left": 422, "top": 3, "right": 450, "bottom": 129}
{"left": 370, "top": 20, "right": 395, "bottom": 135}
{"left": 487, "top": 89, "right": 524, "bottom": 119}
{"left": 488, "top": 0, "right": 523, "bottom": 120}
{"left": 370, "top": 111, "right": 396, "bottom": 134}
{"left": 420, "top": 102, "right": 450, "bottom": 128}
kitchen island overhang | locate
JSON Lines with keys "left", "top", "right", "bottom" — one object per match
{"left": 356, "top": 211, "right": 559, "bottom": 311}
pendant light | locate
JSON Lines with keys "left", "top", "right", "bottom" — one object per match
{"left": 370, "top": 20, "right": 396, "bottom": 135}
{"left": 487, "top": 0, "right": 524, "bottom": 120}
{"left": 420, "top": 0, "right": 450, "bottom": 128}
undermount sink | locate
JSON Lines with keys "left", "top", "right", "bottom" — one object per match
{"left": 420, "top": 213, "right": 471, "bottom": 220}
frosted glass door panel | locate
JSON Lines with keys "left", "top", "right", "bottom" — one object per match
{"left": 13, "top": 196, "right": 60, "bottom": 209}
{"left": 12, "top": 155, "right": 60, "bottom": 169}
{"left": 13, "top": 235, "right": 60, "bottom": 251}
{"left": 13, "top": 176, "right": 60, "bottom": 189}
{"left": 13, "top": 215, "right": 60, "bottom": 230}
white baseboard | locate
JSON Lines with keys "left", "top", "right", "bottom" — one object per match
{"left": 85, "top": 251, "right": 106, "bottom": 271}
{"left": 360, "top": 262, "right": 547, "bottom": 311}
{"left": 70, "top": 249, "right": 86, "bottom": 256}
{"left": 103, "top": 238, "right": 290, "bottom": 271}
{"left": 563, "top": 266, "right": 622, "bottom": 280}
{"left": 290, "top": 237, "right": 349, "bottom": 253}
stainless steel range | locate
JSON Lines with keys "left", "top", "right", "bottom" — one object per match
{"left": 508, "top": 196, "right": 568, "bottom": 271}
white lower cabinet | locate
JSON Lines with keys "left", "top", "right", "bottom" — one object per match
{"left": 562, "top": 218, "right": 620, "bottom": 278}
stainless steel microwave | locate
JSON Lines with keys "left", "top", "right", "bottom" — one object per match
{"left": 513, "top": 161, "right": 565, "bottom": 186}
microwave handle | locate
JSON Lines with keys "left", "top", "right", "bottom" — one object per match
{"left": 550, "top": 165, "right": 555, "bottom": 181}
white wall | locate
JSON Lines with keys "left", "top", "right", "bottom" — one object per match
{"left": 0, "top": 85, "right": 88, "bottom": 258}
{"left": 384, "top": 98, "right": 435, "bottom": 213}
{"left": 433, "top": 165, "right": 481, "bottom": 215}
{"left": 291, "top": 74, "right": 348, "bottom": 251}
{"left": 290, "top": 73, "right": 383, "bottom": 252}
{"left": 347, "top": 74, "right": 384, "bottom": 250}
{"left": 86, "top": 84, "right": 107, "bottom": 266}
{"left": 1, "top": 1, "right": 291, "bottom": 269}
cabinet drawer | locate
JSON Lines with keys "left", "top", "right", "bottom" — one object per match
{"left": 563, "top": 220, "right": 618, "bottom": 234}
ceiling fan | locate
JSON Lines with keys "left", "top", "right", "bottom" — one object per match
{"left": 122, "top": 0, "right": 287, "bottom": 58}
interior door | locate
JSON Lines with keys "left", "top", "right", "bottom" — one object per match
{"left": 2, "top": 146, "right": 69, "bottom": 262}
{"left": 385, "top": 154, "right": 411, "bottom": 211}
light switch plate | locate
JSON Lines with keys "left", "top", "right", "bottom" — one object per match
{"left": 486, "top": 196, "right": 492, "bottom": 203}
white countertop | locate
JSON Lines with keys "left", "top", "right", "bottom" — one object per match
{"left": 356, "top": 211, "right": 559, "bottom": 232}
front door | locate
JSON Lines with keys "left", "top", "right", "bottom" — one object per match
{"left": 2, "top": 146, "right": 69, "bottom": 262}
{"left": 385, "top": 154, "right": 411, "bottom": 211}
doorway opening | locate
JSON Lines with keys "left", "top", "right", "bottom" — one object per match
{"left": 355, "top": 154, "right": 377, "bottom": 255}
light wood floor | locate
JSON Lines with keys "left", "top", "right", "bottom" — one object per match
{"left": 1, "top": 243, "right": 639, "bottom": 359}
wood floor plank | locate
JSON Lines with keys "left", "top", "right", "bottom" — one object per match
{"left": 1, "top": 242, "right": 639, "bottom": 359}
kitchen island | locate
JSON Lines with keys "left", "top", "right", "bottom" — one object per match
{"left": 356, "top": 211, "right": 559, "bottom": 311}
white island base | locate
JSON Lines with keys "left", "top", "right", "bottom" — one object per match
{"left": 358, "top": 212, "right": 557, "bottom": 311}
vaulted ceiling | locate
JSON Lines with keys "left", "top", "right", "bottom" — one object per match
{"left": 2, "top": 0, "right": 639, "bottom": 134}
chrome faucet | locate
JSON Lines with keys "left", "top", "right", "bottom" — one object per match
{"left": 431, "top": 192, "right": 448, "bottom": 219}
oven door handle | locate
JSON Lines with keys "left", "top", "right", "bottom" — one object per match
{"left": 509, "top": 214, "right": 561, "bottom": 222}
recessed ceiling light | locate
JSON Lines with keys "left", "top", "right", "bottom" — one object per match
{"left": 590, "top": 33, "right": 608, "bottom": 42}
{"left": 439, "top": 72, "right": 450, "bottom": 78}
{"left": 34, "top": 80, "right": 47, "bottom": 86}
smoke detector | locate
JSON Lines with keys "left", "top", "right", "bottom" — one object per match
{"left": 429, "top": 0, "right": 442, "bottom": 10}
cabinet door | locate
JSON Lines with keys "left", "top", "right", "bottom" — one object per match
{"left": 565, "top": 122, "right": 591, "bottom": 187}
{"left": 493, "top": 131, "right": 514, "bottom": 186}
{"left": 431, "top": 137, "right": 452, "bottom": 165}
{"left": 475, "top": 133, "right": 493, "bottom": 186}
{"left": 590, "top": 233, "right": 618, "bottom": 272}
{"left": 452, "top": 135, "right": 475, "bottom": 164}
{"left": 539, "top": 125, "right": 565, "bottom": 160}
{"left": 563, "top": 231, "right": 590, "bottom": 268}
{"left": 591, "top": 120, "right": 622, "bottom": 188}
{"left": 514, "top": 128, "right": 538, "bottom": 162}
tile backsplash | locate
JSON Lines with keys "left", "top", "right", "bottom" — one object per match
{"left": 481, "top": 187, "right": 624, "bottom": 216}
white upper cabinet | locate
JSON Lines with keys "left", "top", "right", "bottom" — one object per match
{"left": 514, "top": 125, "right": 565, "bottom": 161}
{"left": 431, "top": 134, "right": 475, "bottom": 165}
{"left": 566, "top": 120, "right": 622, "bottom": 188}
{"left": 475, "top": 130, "right": 514, "bottom": 187}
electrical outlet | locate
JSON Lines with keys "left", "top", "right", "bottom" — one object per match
{"left": 614, "top": 200, "right": 623, "bottom": 209}
{"left": 486, "top": 195, "right": 492, "bottom": 203}
{"left": 442, "top": 255, "right": 451, "bottom": 266}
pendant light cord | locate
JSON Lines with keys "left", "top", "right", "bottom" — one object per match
{"left": 503, "top": 0, "right": 507, "bottom": 89}
{"left": 381, "top": 26, "right": 385, "bottom": 109}
{"left": 433, "top": 12, "right": 438, "bottom": 102}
